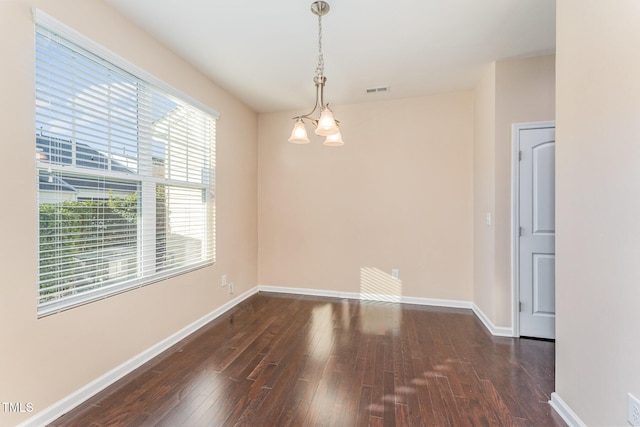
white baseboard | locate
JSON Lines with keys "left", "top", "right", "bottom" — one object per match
{"left": 258, "top": 285, "right": 514, "bottom": 337}
{"left": 19, "top": 285, "right": 515, "bottom": 427}
{"left": 258, "top": 286, "right": 513, "bottom": 337}
{"left": 17, "top": 287, "right": 259, "bottom": 427}
{"left": 549, "top": 392, "right": 586, "bottom": 427}
{"left": 257, "top": 284, "right": 362, "bottom": 301}
{"left": 259, "top": 286, "right": 517, "bottom": 337}
{"left": 471, "top": 304, "right": 514, "bottom": 337}
{"left": 401, "top": 295, "right": 473, "bottom": 309}
{"left": 258, "top": 284, "right": 473, "bottom": 310}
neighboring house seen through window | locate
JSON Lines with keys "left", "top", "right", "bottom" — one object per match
{"left": 35, "top": 11, "right": 218, "bottom": 316}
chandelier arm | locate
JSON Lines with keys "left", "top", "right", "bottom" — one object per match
{"left": 296, "top": 77, "right": 325, "bottom": 120}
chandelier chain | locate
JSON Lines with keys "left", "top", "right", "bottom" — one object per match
{"left": 288, "top": 1, "right": 343, "bottom": 145}
{"left": 315, "top": 14, "right": 324, "bottom": 78}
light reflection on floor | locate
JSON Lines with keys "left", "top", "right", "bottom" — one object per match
{"left": 358, "top": 300, "right": 402, "bottom": 335}
{"left": 303, "top": 283, "right": 434, "bottom": 424}
{"left": 366, "top": 357, "right": 460, "bottom": 413}
{"left": 308, "top": 303, "right": 335, "bottom": 361}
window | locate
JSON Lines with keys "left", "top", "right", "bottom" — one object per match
{"left": 35, "top": 11, "right": 217, "bottom": 316}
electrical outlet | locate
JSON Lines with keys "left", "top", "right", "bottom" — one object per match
{"left": 228, "top": 283, "right": 234, "bottom": 294}
{"left": 629, "top": 393, "right": 640, "bottom": 426}
{"left": 391, "top": 269, "right": 399, "bottom": 279}
{"left": 221, "top": 274, "right": 227, "bottom": 287}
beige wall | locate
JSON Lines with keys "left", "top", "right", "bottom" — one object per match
{"left": 0, "top": 1, "right": 258, "bottom": 426}
{"left": 258, "top": 93, "right": 474, "bottom": 302}
{"left": 473, "top": 55, "right": 555, "bottom": 328}
{"left": 556, "top": 0, "right": 640, "bottom": 424}
{"left": 494, "top": 55, "right": 556, "bottom": 327}
{"left": 473, "top": 63, "right": 497, "bottom": 320}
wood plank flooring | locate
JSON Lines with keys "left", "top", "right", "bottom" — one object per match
{"left": 50, "top": 293, "right": 566, "bottom": 426}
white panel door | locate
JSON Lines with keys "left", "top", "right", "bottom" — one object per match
{"left": 519, "top": 126, "right": 555, "bottom": 339}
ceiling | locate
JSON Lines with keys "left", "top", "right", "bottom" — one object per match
{"left": 104, "top": 0, "right": 556, "bottom": 114}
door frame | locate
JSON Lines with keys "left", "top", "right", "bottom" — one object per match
{"left": 511, "top": 120, "right": 556, "bottom": 338}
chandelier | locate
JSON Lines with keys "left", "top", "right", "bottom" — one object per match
{"left": 288, "top": 1, "right": 344, "bottom": 146}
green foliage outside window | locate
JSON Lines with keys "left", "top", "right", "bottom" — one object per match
{"left": 38, "top": 192, "right": 139, "bottom": 302}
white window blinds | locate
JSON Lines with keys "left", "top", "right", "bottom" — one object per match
{"left": 35, "top": 11, "right": 217, "bottom": 316}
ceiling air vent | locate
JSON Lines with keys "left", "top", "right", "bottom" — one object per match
{"left": 366, "top": 86, "right": 390, "bottom": 94}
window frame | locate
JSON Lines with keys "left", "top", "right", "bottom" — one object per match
{"left": 34, "top": 10, "right": 219, "bottom": 317}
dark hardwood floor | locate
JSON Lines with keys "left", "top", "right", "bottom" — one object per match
{"left": 50, "top": 293, "right": 565, "bottom": 426}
